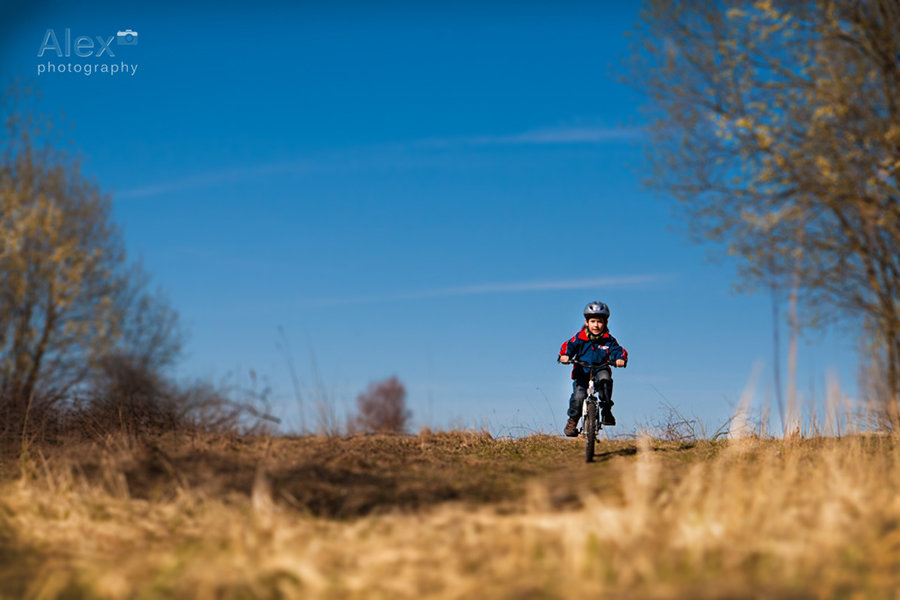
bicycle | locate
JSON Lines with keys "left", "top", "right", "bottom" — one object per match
{"left": 559, "top": 358, "right": 616, "bottom": 463}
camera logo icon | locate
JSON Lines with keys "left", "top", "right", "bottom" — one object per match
{"left": 116, "top": 29, "right": 138, "bottom": 45}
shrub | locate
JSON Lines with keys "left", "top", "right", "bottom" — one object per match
{"left": 349, "top": 377, "right": 411, "bottom": 434}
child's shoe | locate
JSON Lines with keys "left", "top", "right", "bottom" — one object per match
{"left": 600, "top": 402, "right": 616, "bottom": 426}
{"left": 564, "top": 418, "right": 579, "bottom": 437}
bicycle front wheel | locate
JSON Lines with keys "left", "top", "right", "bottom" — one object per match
{"left": 584, "top": 401, "right": 597, "bottom": 463}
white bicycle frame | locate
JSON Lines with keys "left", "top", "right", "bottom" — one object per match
{"left": 582, "top": 378, "right": 598, "bottom": 436}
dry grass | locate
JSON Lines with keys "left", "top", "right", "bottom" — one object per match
{"left": 1, "top": 431, "right": 899, "bottom": 598}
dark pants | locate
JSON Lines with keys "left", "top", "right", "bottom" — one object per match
{"left": 567, "top": 368, "right": 613, "bottom": 419}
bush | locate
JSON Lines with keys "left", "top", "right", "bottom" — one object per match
{"left": 349, "top": 377, "right": 411, "bottom": 434}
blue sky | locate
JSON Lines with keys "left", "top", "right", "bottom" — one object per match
{"left": 1, "top": 1, "right": 856, "bottom": 435}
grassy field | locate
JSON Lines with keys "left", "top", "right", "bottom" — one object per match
{"left": 2, "top": 430, "right": 899, "bottom": 599}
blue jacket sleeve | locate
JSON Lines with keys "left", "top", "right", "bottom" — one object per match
{"left": 559, "top": 334, "right": 580, "bottom": 359}
{"left": 607, "top": 334, "right": 628, "bottom": 365}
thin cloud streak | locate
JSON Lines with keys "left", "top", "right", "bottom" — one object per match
{"left": 116, "top": 159, "right": 316, "bottom": 200}
{"left": 460, "top": 126, "right": 646, "bottom": 146}
{"left": 306, "top": 274, "right": 669, "bottom": 306}
{"left": 115, "top": 125, "right": 645, "bottom": 200}
{"left": 413, "top": 126, "right": 645, "bottom": 149}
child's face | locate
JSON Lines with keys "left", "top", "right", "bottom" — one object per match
{"left": 585, "top": 317, "right": 606, "bottom": 335}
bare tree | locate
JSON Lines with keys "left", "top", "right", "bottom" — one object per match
{"left": 633, "top": 0, "right": 900, "bottom": 423}
{"left": 0, "top": 83, "right": 182, "bottom": 435}
{"left": 349, "top": 377, "right": 411, "bottom": 434}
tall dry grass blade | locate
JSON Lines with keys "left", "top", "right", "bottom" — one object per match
{"left": 251, "top": 464, "right": 275, "bottom": 520}
{"left": 825, "top": 369, "right": 840, "bottom": 437}
{"left": 729, "top": 361, "right": 762, "bottom": 440}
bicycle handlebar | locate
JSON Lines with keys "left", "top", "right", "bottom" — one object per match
{"left": 558, "top": 358, "right": 619, "bottom": 369}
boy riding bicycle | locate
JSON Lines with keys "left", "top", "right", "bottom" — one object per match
{"left": 558, "top": 301, "right": 628, "bottom": 437}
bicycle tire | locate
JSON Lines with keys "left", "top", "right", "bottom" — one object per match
{"left": 584, "top": 401, "right": 597, "bottom": 463}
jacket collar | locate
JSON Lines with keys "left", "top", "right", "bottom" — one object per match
{"left": 577, "top": 329, "right": 608, "bottom": 341}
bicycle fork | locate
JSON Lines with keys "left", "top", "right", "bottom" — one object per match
{"left": 581, "top": 380, "right": 600, "bottom": 436}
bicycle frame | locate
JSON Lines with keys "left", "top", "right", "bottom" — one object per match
{"left": 584, "top": 377, "right": 598, "bottom": 429}
{"left": 567, "top": 359, "right": 612, "bottom": 463}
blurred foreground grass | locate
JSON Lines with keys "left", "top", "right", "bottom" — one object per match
{"left": 1, "top": 431, "right": 899, "bottom": 599}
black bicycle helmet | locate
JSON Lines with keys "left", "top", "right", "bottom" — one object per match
{"left": 584, "top": 301, "right": 610, "bottom": 320}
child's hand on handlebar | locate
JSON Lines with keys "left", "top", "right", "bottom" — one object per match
{"left": 615, "top": 359, "right": 626, "bottom": 368}
{"left": 558, "top": 355, "right": 570, "bottom": 364}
